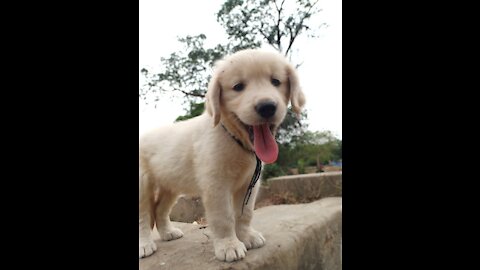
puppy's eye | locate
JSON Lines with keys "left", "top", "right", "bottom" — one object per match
{"left": 233, "top": 83, "right": 245, "bottom": 92}
{"left": 271, "top": 78, "right": 281, "bottom": 87}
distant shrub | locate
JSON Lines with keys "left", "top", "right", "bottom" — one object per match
{"left": 262, "top": 163, "right": 286, "bottom": 181}
{"left": 297, "top": 159, "right": 305, "bottom": 174}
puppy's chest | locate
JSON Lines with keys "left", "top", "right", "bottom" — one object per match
{"left": 224, "top": 154, "right": 258, "bottom": 188}
{"left": 220, "top": 148, "right": 256, "bottom": 173}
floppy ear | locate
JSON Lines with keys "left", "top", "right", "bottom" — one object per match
{"left": 205, "top": 73, "right": 222, "bottom": 127}
{"left": 287, "top": 64, "right": 306, "bottom": 117}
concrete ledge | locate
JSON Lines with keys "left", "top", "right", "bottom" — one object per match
{"left": 140, "top": 197, "right": 342, "bottom": 270}
{"left": 169, "top": 196, "right": 205, "bottom": 223}
{"left": 171, "top": 172, "right": 342, "bottom": 223}
{"left": 263, "top": 172, "right": 342, "bottom": 202}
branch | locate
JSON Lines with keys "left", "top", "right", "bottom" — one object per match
{"left": 295, "top": 61, "right": 304, "bottom": 69}
{"left": 173, "top": 88, "right": 205, "bottom": 98}
{"left": 275, "top": 0, "right": 286, "bottom": 51}
{"left": 259, "top": 28, "right": 279, "bottom": 50}
{"left": 285, "top": 24, "right": 295, "bottom": 57}
{"left": 285, "top": 0, "right": 320, "bottom": 57}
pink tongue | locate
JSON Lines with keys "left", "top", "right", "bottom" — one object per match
{"left": 253, "top": 124, "right": 278, "bottom": 164}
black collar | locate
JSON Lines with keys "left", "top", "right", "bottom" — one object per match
{"left": 220, "top": 123, "right": 262, "bottom": 215}
{"left": 220, "top": 123, "right": 254, "bottom": 154}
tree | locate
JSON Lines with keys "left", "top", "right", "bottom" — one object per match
{"left": 141, "top": 0, "right": 324, "bottom": 100}
{"left": 217, "top": 0, "right": 324, "bottom": 64}
{"left": 273, "top": 130, "right": 341, "bottom": 175}
{"left": 140, "top": 34, "right": 226, "bottom": 106}
{"left": 140, "top": 0, "right": 325, "bottom": 143}
{"left": 261, "top": 130, "right": 341, "bottom": 179}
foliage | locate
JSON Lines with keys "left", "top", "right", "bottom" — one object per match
{"left": 261, "top": 163, "right": 286, "bottom": 181}
{"left": 276, "top": 108, "right": 308, "bottom": 144}
{"left": 140, "top": 35, "right": 227, "bottom": 106}
{"left": 175, "top": 102, "right": 205, "bottom": 122}
{"left": 273, "top": 130, "right": 341, "bottom": 177}
{"left": 297, "top": 159, "right": 306, "bottom": 174}
{"left": 217, "top": 0, "right": 324, "bottom": 60}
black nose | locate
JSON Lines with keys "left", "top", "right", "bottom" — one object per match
{"left": 255, "top": 101, "right": 277, "bottom": 118}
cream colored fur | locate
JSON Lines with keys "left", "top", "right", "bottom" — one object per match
{"left": 139, "top": 49, "right": 305, "bottom": 262}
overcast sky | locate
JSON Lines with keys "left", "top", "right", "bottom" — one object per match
{"left": 139, "top": 0, "right": 342, "bottom": 139}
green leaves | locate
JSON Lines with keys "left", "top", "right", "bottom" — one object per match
{"left": 175, "top": 102, "right": 205, "bottom": 122}
{"left": 140, "top": 34, "right": 225, "bottom": 105}
{"left": 274, "top": 129, "right": 342, "bottom": 176}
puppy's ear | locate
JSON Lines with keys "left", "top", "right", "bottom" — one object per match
{"left": 205, "top": 72, "right": 222, "bottom": 127}
{"left": 287, "top": 64, "right": 306, "bottom": 117}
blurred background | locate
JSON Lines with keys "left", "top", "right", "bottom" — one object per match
{"left": 139, "top": 0, "right": 342, "bottom": 179}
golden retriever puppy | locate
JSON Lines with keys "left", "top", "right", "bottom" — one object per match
{"left": 139, "top": 49, "right": 305, "bottom": 262}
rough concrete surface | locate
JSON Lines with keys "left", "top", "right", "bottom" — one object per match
{"left": 169, "top": 196, "right": 205, "bottom": 223}
{"left": 170, "top": 172, "right": 342, "bottom": 223}
{"left": 140, "top": 197, "right": 342, "bottom": 270}
{"left": 267, "top": 172, "right": 342, "bottom": 201}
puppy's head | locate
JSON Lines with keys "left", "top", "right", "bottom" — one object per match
{"left": 205, "top": 49, "right": 306, "bottom": 163}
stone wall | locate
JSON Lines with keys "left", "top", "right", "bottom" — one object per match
{"left": 170, "top": 172, "right": 342, "bottom": 223}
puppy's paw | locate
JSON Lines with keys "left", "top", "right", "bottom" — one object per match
{"left": 159, "top": 227, "right": 184, "bottom": 241}
{"left": 214, "top": 237, "right": 247, "bottom": 262}
{"left": 139, "top": 240, "right": 157, "bottom": 259}
{"left": 238, "top": 229, "right": 266, "bottom": 250}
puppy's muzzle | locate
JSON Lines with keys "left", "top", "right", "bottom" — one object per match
{"left": 255, "top": 101, "right": 277, "bottom": 119}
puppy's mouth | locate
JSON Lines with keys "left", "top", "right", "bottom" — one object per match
{"left": 245, "top": 124, "right": 276, "bottom": 144}
{"left": 235, "top": 117, "right": 278, "bottom": 164}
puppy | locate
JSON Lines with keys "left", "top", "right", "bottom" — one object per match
{"left": 139, "top": 49, "right": 305, "bottom": 262}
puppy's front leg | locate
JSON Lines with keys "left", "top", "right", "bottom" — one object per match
{"left": 139, "top": 172, "right": 156, "bottom": 259}
{"left": 234, "top": 181, "right": 266, "bottom": 250}
{"left": 202, "top": 188, "right": 247, "bottom": 262}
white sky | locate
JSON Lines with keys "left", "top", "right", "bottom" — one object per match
{"left": 139, "top": 0, "right": 342, "bottom": 139}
